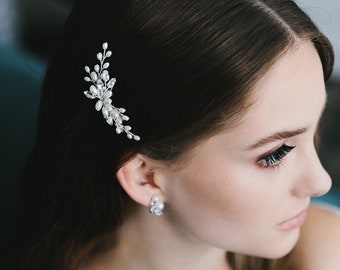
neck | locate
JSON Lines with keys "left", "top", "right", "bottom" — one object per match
{"left": 93, "top": 208, "right": 231, "bottom": 270}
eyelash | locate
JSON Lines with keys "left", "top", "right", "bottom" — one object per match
{"left": 257, "top": 144, "right": 296, "bottom": 168}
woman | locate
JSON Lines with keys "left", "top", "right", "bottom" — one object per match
{"left": 9, "top": 0, "right": 340, "bottom": 269}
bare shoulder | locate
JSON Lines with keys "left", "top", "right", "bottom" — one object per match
{"left": 292, "top": 204, "right": 340, "bottom": 270}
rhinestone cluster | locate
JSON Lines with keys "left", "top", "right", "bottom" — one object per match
{"left": 149, "top": 196, "right": 165, "bottom": 216}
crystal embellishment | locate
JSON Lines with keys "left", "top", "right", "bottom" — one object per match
{"left": 83, "top": 42, "right": 140, "bottom": 141}
{"left": 149, "top": 196, "right": 165, "bottom": 216}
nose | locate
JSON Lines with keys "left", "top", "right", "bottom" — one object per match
{"left": 292, "top": 148, "right": 332, "bottom": 198}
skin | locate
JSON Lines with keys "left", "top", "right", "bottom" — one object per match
{"left": 292, "top": 205, "right": 340, "bottom": 269}
{"left": 99, "top": 40, "right": 338, "bottom": 270}
{"left": 155, "top": 40, "right": 330, "bottom": 257}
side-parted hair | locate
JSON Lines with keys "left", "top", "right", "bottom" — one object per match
{"left": 9, "top": 0, "right": 333, "bottom": 270}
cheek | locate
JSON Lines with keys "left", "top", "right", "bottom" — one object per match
{"left": 165, "top": 158, "right": 237, "bottom": 219}
{"left": 163, "top": 160, "right": 298, "bottom": 256}
{"left": 164, "top": 162, "right": 273, "bottom": 244}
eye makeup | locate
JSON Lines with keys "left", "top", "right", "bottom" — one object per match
{"left": 257, "top": 144, "right": 296, "bottom": 168}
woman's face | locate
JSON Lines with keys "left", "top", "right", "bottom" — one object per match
{"left": 159, "top": 41, "right": 331, "bottom": 258}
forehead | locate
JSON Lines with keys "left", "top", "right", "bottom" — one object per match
{"left": 252, "top": 41, "right": 324, "bottom": 102}
{"left": 211, "top": 41, "right": 326, "bottom": 146}
{"left": 242, "top": 42, "right": 323, "bottom": 122}
{"left": 171, "top": 41, "right": 326, "bottom": 167}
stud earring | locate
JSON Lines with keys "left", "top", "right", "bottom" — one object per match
{"left": 148, "top": 195, "right": 164, "bottom": 216}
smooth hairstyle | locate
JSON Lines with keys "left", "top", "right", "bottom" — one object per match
{"left": 8, "top": 0, "right": 333, "bottom": 270}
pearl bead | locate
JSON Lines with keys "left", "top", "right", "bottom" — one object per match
{"left": 90, "top": 85, "right": 98, "bottom": 95}
{"left": 90, "top": 71, "right": 97, "bottom": 81}
{"left": 83, "top": 42, "right": 141, "bottom": 141}
{"left": 95, "top": 100, "right": 103, "bottom": 111}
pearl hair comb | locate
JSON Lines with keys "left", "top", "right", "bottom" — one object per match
{"left": 83, "top": 42, "right": 140, "bottom": 141}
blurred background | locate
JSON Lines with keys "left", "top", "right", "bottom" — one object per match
{"left": 0, "top": 0, "right": 339, "bottom": 245}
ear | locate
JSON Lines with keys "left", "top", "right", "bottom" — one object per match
{"left": 116, "top": 154, "right": 165, "bottom": 207}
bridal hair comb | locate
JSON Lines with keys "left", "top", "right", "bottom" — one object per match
{"left": 83, "top": 42, "right": 140, "bottom": 141}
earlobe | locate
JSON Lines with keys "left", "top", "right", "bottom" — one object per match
{"left": 116, "top": 154, "right": 164, "bottom": 207}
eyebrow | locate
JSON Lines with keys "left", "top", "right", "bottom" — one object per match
{"left": 246, "top": 93, "right": 328, "bottom": 151}
{"left": 246, "top": 127, "right": 308, "bottom": 150}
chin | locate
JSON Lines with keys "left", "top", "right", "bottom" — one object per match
{"left": 262, "top": 228, "right": 301, "bottom": 259}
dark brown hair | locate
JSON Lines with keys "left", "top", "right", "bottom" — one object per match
{"left": 7, "top": 0, "right": 333, "bottom": 269}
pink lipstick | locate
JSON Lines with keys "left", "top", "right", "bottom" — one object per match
{"left": 277, "top": 209, "right": 307, "bottom": 230}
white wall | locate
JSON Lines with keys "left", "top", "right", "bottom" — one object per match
{"left": 297, "top": 0, "right": 340, "bottom": 79}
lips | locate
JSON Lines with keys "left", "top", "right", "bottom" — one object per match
{"left": 277, "top": 209, "right": 308, "bottom": 230}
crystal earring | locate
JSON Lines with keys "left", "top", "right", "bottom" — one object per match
{"left": 149, "top": 195, "right": 164, "bottom": 216}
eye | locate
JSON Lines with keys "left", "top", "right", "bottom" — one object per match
{"left": 257, "top": 144, "right": 296, "bottom": 168}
